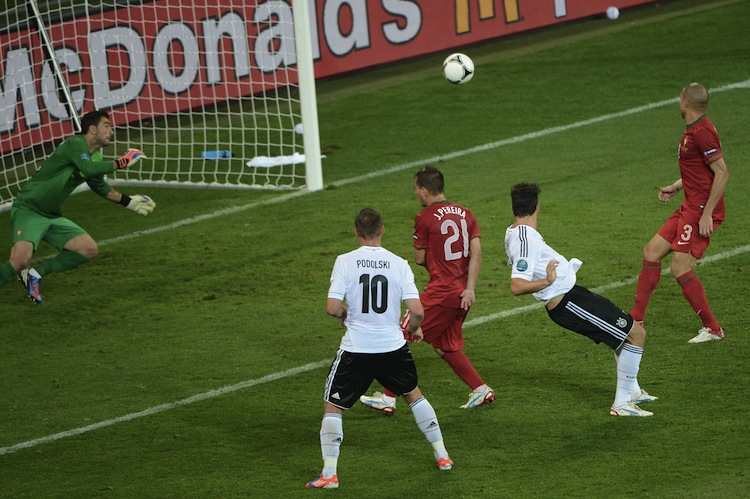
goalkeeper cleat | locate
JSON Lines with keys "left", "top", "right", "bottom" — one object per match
{"left": 609, "top": 402, "right": 653, "bottom": 417}
{"left": 305, "top": 474, "right": 339, "bottom": 489}
{"left": 631, "top": 389, "right": 658, "bottom": 404}
{"left": 18, "top": 268, "right": 42, "bottom": 303}
{"left": 359, "top": 391, "right": 396, "bottom": 415}
{"left": 688, "top": 327, "right": 724, "bottom": 344}
{"left": 460, "top": 386, "right": 495, "bottom": 409}
{"left": 436, "top": 457, "right": 454, "bottom": 471}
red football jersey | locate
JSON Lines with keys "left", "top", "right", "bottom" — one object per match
{"left": 413, "top": 200, "right": 480, "bottom": 307}
{"left": 678, "top": 116, "right": 725, "bottom": 220}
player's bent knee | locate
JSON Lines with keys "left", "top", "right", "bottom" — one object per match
{"left": 10, "top": 254, "right": 31, "bottom": 270}
{"left": 80, "top": 245, "right": 98, "bottom": 259}
{"left": 626, "top": 325, "right": 646, "bottom": 347}
{"left": 402, "top": 387, "right": 423, "bottom": 404}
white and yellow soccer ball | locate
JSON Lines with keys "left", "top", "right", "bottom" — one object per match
{"left": 442, "top": 53, "right": 475, "bottom": 85}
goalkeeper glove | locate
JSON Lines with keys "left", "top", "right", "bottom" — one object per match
{"left": 125, "top": 194, "right": 156, "bottom": 216}
{"left": 115, "top": 149, "right": 146, "bottom": 169}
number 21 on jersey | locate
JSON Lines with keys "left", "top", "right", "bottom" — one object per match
{"left": 442, "top": 218, "right": 469, "bottom": 261}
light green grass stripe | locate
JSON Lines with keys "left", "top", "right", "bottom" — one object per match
{"left": 89, "top": 78, "right": 750, "bottom": 249}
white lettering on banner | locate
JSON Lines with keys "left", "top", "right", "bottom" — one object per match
{"left": 203, "top": 12, "right": 251, "bottom": 84}
{"left": 324, "top": 0, "right": 371, "bottom": 57}
{"left": 41, "top": 48, "right": 85, "bottom": 120}
{"left": 308, "top": 0, "right": 322, "bottom": 60}
{"left": 554, "top": 0, "right": 567, "bottom": 18}
{"left": 254, "top": 1, "right": 297, "bottom": 72}
{"left": 90, "top": 27, "right": 147, "bottom": 110}
{"left": 1, "top": 48, "right": 38, "bottom": 133}
{"left": 382, "top": 0, "right": 422, "bottom": 44}
{"left": 153, "top": 23, "right": 200, "bottom": 94}
{"left": 1, "top": 0, "right": 662, "bottom": 155}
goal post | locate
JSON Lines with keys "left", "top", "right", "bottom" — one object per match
{"left": 0, "top": 0, "right": 323, "bottom": 212}
{"left": 293, "top": 0, "right": 323, "bottom": 192}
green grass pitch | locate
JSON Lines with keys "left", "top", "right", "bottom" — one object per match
{"left": 1, "top": 0, "right": 749, "bottom": 496}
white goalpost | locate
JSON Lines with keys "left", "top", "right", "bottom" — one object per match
{"left": 0, "top": 0, "right": 323, "bottom": 212}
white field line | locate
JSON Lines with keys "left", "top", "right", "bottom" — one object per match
{"left": 84, "top": 79, "right": 750, "bottom": 250}
{"left": 6, "top": 80, "right": 749, "bottom": 456}
{"left": 0, "top": 361, "right": 331, "bottom": 456}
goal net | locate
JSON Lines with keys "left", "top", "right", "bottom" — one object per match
{"left": 1, "top": 0, "right": 322, "bottom": 211}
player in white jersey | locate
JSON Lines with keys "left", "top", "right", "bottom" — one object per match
{"left": 306, "top": 208, "right": 453, "bottom": 489}
{"left": 504, "top": 183, "right": 657, "bottom": 417}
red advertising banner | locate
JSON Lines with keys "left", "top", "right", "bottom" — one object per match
{"left": 309, "top": 0, "right": 653, "bottom": 75}
{"left": 1, "top": 0, "right": 656, "bottom": 155}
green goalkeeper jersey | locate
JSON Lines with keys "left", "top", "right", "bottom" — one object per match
{"left": 12, "top": 135, "right": 116, "bottom": 217}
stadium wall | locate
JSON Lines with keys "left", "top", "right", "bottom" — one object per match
{"left": 1, "top": 0, "right": 656, "bottom": 155}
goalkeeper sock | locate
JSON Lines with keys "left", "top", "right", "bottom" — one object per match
{"left": 319, "top": 413, "right": 342, "bottom": 479}
{"left": 38, "top": 251, "right": 92, "bottom": 276}
{"left": 0, "top": 261, "right": 17, "bottom": 291}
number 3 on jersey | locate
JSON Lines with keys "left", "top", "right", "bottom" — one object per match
{"left": 359, "top": 274, "right": 388, "bottom": 313}
{"left": 442, "top": 218, "right": 469, "bottom": 261}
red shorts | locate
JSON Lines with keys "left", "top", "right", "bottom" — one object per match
{"left": 401, "top": 293, "right": 468, "bottom": 351}
{"left": 657, "top": 204, "right": 721, "bottom": 259}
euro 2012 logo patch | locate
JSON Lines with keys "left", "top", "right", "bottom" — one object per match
{"left": 80, "top": 153, "right": 91, "bottom": 161}
{"left": 516, "top": 260, "right": 528, "bottom": 272}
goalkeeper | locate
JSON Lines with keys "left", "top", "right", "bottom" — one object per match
{"left": 0, "top": 110, "right": 155, "bottom": 303}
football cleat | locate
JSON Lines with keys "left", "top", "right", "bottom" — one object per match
{"left": 688, "top": 327, "right": 724, "bottom": 344}
{"left": 631, "top": 389, "right": 658, "bottom": 404}
{"left": 609, "top": 402, "right": 653, "bottom": 417}
{"left": 18, "top": 268, "right": 42, "bottom": 303}
{"left": 305, "top": 474, "right": 339, "bottom": 489}
{"left": 436, "top": 457, "right": 454, "bottom": 471}
{"left": 460, "top": 387, "right": 495, "bottom": 409}
{"left": 359, "top": 391, "right": 396, "bottom": 415}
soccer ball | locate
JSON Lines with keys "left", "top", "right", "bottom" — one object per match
{"left": 442, "top": 53, "right": 474, "bottom": 85}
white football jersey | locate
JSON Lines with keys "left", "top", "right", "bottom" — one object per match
{"left": 504, "top": 224, "right": 581, "bottom": 303}
{"left": 328, "top": 245, "right": 420, "bottom": 353}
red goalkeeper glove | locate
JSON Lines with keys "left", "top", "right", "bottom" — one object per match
{"left": 115, "top": 149, "right": 146, "bottom": 169}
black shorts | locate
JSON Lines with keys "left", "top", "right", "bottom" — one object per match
{"left": 323, "top": 343, "right": 418, "bottom": 410}
{"left": 546, "top": 285, "right": 633, "bottom": 350}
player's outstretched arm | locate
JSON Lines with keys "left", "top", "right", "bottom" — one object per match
{"left": 114, "top": 149, "right": 146, "bottom": 169}
{"left": 124, "top": 195, "right": 156, "bottom": 216}
{"left": 107, "top": 189, "right": 157, "bottom": 216}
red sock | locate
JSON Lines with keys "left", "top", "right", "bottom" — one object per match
{"left": 441, "top": 350, "right": 484, "bottom": 390}
{"left": 631, "top": 259, "right": 662, "bottom": 321}
{"left": 676, "top": 270, "right": 721, "bottom": 331}
{"left": 383, "top": 388, "right": 397, "bottom": 398}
